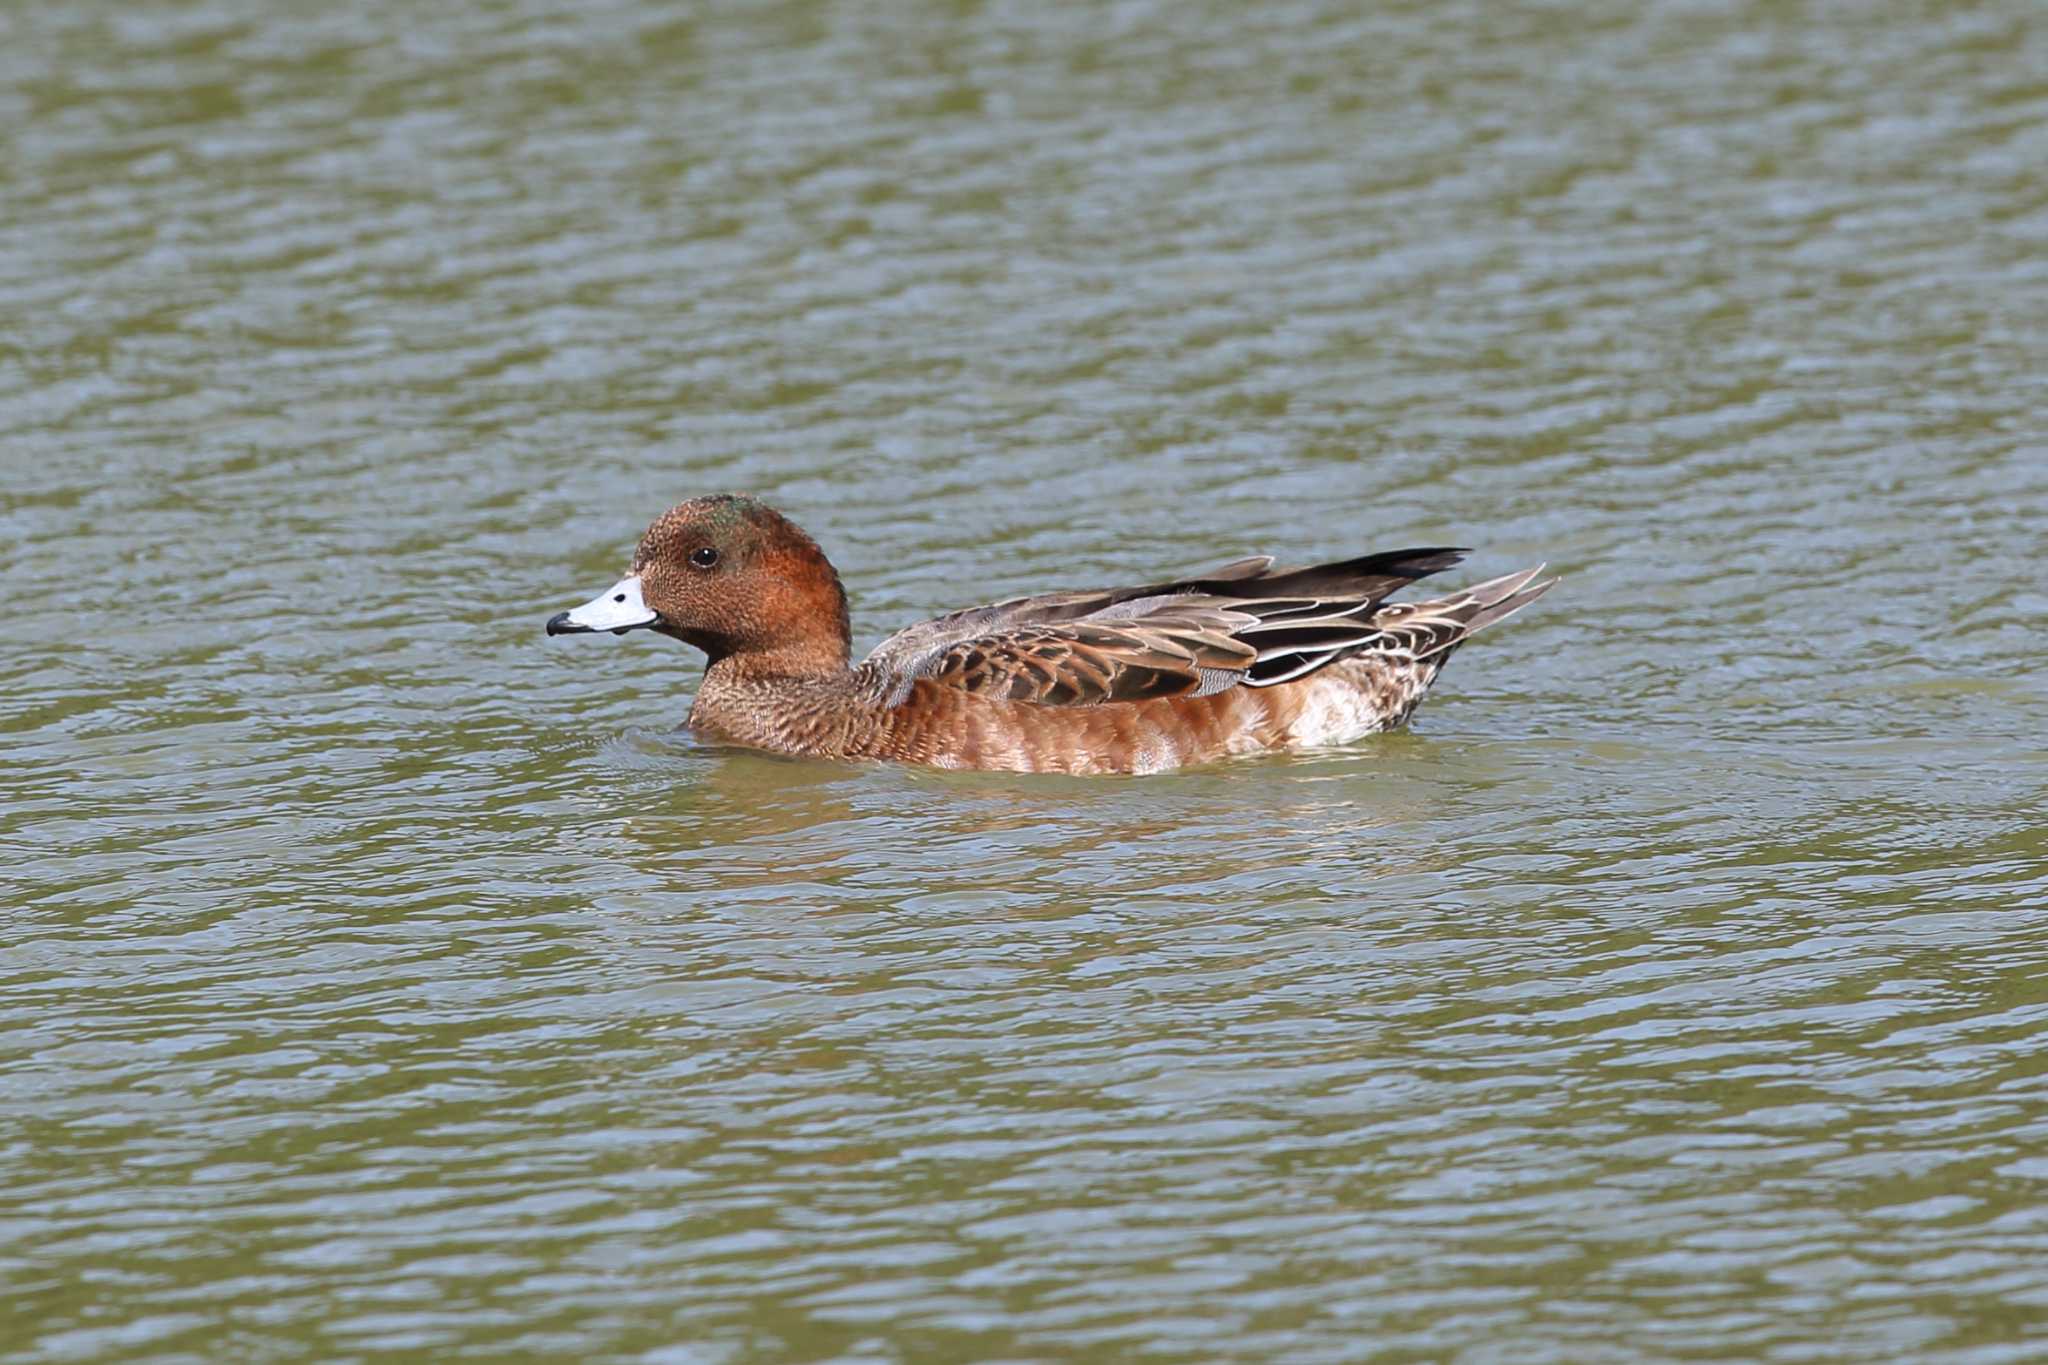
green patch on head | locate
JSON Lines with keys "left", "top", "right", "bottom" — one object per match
{"left": 635, "top": 494, "right": 798, "bottom": 569}
{"left": 693, "top": 493, "right": 777, "bottom": 532}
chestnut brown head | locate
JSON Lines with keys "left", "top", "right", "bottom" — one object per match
{"left": 547, "top": 495, "right": 850, "bottom": 673}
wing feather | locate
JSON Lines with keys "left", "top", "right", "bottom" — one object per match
{"left": 862, "top": 546, "right": 1487, "bottom": 709}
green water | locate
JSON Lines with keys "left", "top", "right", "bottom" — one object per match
{"left": 6, "top": 1, "right": 2047, "bottom": 1360}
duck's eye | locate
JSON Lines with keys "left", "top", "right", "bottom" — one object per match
{"left": 689, "top": 546, "right": 720, "bottom": 569}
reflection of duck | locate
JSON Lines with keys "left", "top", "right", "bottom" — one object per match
{"left": 548, "top": 495, "right": 1554, "bottom": 775}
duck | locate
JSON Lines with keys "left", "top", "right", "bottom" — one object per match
{"left": 546, "top": 494, "right": 1554, "bottom": 775}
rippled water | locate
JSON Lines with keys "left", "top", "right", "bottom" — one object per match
{"left": 7, "top": 0, "right": 2048, "bottom": 1359}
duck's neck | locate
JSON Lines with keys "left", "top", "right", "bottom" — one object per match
{"left": 687, "top": 648, "right": 877, "bottom": 757}
{"left": 705, "top": 638, "right": 848, "bottom": 681}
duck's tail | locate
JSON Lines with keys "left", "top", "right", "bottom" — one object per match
{"left": 1292, "top": 564, "right": 1552, "bottom": 732}
{"left": 1361, "top": 565, "right": 1557, "bottom": 663}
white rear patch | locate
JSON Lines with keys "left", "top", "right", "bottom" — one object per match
{"left": 1284, "top": 675, "right": 1387, "bottom": 746}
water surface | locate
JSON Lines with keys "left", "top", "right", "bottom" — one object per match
{"left": 6, "top": 0, "right": 2048, "bottom": 1360}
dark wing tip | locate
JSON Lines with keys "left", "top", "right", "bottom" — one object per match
{"left": 1364, "top": 546, "right": 1470, "bottom": 575}
{"left": 1239, "top": 546, "right": 1469, "bottom": 601}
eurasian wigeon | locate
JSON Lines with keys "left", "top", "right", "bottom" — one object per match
{"left": 547, "top": 495, "right": 1555, "bottom": 775}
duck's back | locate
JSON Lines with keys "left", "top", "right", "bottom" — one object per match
{"left": 814, "top": 550, "right": 1555, "bottom": 774}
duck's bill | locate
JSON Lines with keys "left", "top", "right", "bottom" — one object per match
{"left": 546, "top": 575, "right": 661, "bottom": 636}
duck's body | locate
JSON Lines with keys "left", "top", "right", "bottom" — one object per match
{"left": 547, "top": 495, "right": 1554, "bottom": 776}
{"left": 689, "top": 656, "right": 1447, "bottom": 775}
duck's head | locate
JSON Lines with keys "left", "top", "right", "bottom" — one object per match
{"left": 547, "top": 494, "right": 850, "bottom": 673}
